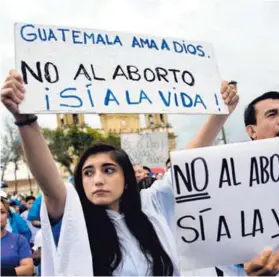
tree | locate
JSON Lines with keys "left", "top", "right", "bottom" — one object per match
{"left": 86, "top": 127, "right": 121, "bottom": 148}
{"left": 42, "top": 128, "right": 74, "bottom": 175}
{"left": 42, "top": 126, "right": 120, "bottom": 176}
{"left": 104, "top": 134, "right": 121, "bottom": 148}
{"left": 0, "top": 117, "right": 22, "bottom": 192}
{"left": 1, "top": 135, "right": 10, "bottom": 182}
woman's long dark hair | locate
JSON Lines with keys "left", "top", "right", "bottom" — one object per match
{"left": 74, "top": 143, "right": 174, "bottom": 276}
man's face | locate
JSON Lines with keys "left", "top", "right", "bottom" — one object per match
{"left": 143, "top": 169, "right": 150, "bottom": 176}
{"left": 25, "top": 199, "right": 34, "bottom": 210}
{"left": 247, "top": 99, "right": 279, "bottom": 140}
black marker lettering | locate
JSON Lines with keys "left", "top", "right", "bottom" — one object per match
{"left": 216, "top": 216, "right": 231, "bottom": 242}
{"left": 241, "top": 211, "right": 253, "bottom": 237}
{"left": 271, "top": 209, "right": 279, "bottom": 239}
{"left": 252, "top": 209, "right": 264, "bottom": 236}
{"left": 44, "top": 62, "right": 59, "bottom": 83}
{"left": 155, "top": 67, "right": 169, "bottom": 82}
{"left": 21, "top": 61, "right": 43, "bottom": 84}
{"left": 249, "top": 157, "right": 260, "bottom": 186}
{"left": 271, "top": 154, "right": 279, "bottom": 182}
{"left": 74, "top": 64, "right": 92, "bottom": 81}
{"left": 259, "top": 156, "right": 269, "bottom": 184}
{"left": 177, "top": 215, "right": 199, "bottom": 243}
{"left": 112, "top": 65, "right": 128, "bottom": 80}
{"left": 90, "top": 64, "right": 106, "bottom": 81}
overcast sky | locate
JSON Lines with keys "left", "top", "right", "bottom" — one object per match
{"left": 0, "top": 0, "right": 278, "bottom": 149}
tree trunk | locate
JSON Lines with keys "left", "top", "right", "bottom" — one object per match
{"left": 1, "top": 161, "right": 8, "bottom": 182}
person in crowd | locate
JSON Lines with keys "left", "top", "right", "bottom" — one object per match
{"left": 6, "top": 200, "right": 32, "bottom": 242}
{"left": 244, "top": 91, "right": 279, "bottom": 139}
{"left": 32, "top": 229, "right": 42, "bottom": 276}
{"left": 18, "top": 198, "right": 27, "bottom": 214}
{"left": 142, "top": 166, "right": 152, "bottom": 177}
{"left": 9, "top": 200, "right": 20, "bottom": 213}
{"left": 27, "top": 194, "right": 42, "bottom": 229}
{"left": 156, "top": 173, "right": 164, "bottom": 180}
{"left": 1, "top": 70, "right": 180, "bottom": 276}
{"left": 187, "top": 85, "right": 279, "bottom": 149}
{"left": 137, "top": 176, "right": 157, "bottom": 190}
{"left": 133, "top": 164, "right": 148, "bottom": 183}
{"left": 1, "top": 198, "right": 34, "bottom": 276}
{"left": 21, "top": 196, "right": 39, "bottom": 245}
{"left": 185, "top": 83, "right": 279, "bottom": 276}
{"left": 2, "top": 70, "right": 279, "bottom": 276}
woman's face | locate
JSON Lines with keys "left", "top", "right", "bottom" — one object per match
{"left": 82, "top": 153, "right": 125, "bottom": 212}
{"left": 0, "top": 202, "right": 8, "bottom": 230}
{"left": 133, "top": 165, "right": 147, "bottom": 182}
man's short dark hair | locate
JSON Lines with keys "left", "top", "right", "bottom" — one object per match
{"left": 244, "top": 91, "right": 279, "bottom": 126}
{"left": 142, "top": 166, "right": 152, "bottom": 173}
{"left": 25, "top": 196, "right": 36, "bottom": 202}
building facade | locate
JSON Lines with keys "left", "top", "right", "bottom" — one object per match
{"left": 56, "top": 113, "right": 176, "bottom": 151}
{"left": 98, "top": 113, "right": 176, "bottom": 151}
{"left": 56, "top": 114, "right": 86, "bottom": 129}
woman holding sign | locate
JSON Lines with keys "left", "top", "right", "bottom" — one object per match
{"left": 1, "top": 70, "right": 179, "bottom": 276}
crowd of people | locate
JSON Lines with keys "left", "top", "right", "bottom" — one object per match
{"left": 0, "top": 69, "right": 278, "bottom": 276}
{"left": 1, "top": 191, "right": 43, "bottom": 276}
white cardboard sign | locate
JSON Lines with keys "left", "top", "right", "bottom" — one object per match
{"left": 171, "top": 138, "right": 279, "bottom": 270}
{"left": 14, "top": 23, "right": 227, "bottom": 114}
{"left": 121, "top": 132, "right": 168, "bottom": 168}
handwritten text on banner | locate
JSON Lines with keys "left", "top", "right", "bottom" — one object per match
{"left": 121, "top": 132, "right": 168, "bottom": 168}
{"left": 171, "top": 138, "right": 279, "bottom": 270}
{"left": 15, "top": 23, "right": 226, "bottom": 114}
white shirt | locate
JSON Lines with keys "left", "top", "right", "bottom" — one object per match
{"left": 40, "top": 173, "right": 180, "bottom": 276}
{"left": 33, "top": 229, "right": 42, "bottom": 251}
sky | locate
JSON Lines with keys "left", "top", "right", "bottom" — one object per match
{"left": 0, "top": 0, "right": 279, "bottom": 149}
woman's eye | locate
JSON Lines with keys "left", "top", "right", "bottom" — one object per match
{"left": 84, "top": 171, "right": 93, "bottom": 177}
{"left": 105, "top": 167, "right": 115, "bottom": 174}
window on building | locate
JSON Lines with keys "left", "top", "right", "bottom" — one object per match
{"left": 148, "top": 114, "right": 154, "bottom": 127}
{"left": 160, "top": 114, "right": 165, "bottom": 125}
{"left": 73, "top": 114, "right": 79, "bottom": 125}
{"left": 121, "top": 120, "right": 126, "bottom": 126}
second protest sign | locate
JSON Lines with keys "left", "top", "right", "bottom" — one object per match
{"left": 171, "top": 138, "right": 279, "bottom": 270}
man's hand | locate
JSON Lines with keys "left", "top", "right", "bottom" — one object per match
{"left": 244, "top": 249, "right": 279, "bottom": 276}
{"left": 220, "top": 81, "right": 239, "bottom": 114}
{"left": 32, "top": 220, "right": 41, "bottom": 228}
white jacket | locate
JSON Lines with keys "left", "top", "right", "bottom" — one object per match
{"left": 40, "top": 172, "right": 180, "bottom": 276}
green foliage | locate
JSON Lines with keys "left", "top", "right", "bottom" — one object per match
{"left": 42, "top": 126, "right": 120, "bottom": 175}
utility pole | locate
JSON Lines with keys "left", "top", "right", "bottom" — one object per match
{"left": 221, "top": 127, "right": 227, "bottom": 144}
